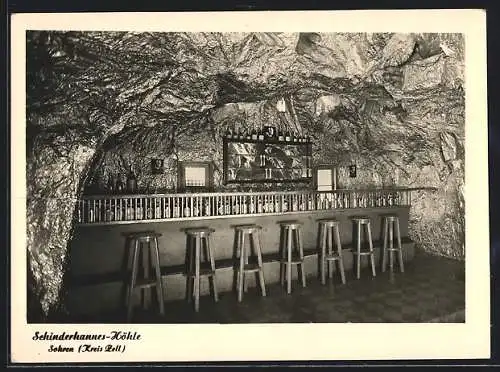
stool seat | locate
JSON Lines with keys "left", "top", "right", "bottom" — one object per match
{"left": 317, "top": 219, "right": 340, "bottom": 227}
{"left": 351, "top": 216, "right": 371, "bottom": 224}
{"left": 234, "top": 224, "right": 262, "bottom": 232}
{"left": 381, "top": 214, "right": 399, "bottom": 222}
{"left": 122, "top": 231, "right": 162, "bottom": 240}
{"left": 184, "top": 227, "right": 215, "bottom": 237}
{"left": 279, "top": 221, "right": 302, "bottom": 229}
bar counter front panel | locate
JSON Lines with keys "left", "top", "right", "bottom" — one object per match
{"left": 67, "top": 189, "right": 416, "bottom": 317}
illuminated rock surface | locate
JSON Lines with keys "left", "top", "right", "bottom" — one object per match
{"left": 26, "top": 31, "right": 464, "bottom": 320}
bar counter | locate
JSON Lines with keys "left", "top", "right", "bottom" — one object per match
{"left": 67, "top": 188, "right": 422, "bottom": 317}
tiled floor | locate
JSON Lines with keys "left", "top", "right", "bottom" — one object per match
{"left": 73, "top": 250, "right": 465, "bottom": 324}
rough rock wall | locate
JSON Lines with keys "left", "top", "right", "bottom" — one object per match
{"left": 26, "top": 31, "right": 465, "bottom": 319}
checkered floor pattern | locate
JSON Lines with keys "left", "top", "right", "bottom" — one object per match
{"left": 82, "top": 250, "right": 466, "bottom": 324}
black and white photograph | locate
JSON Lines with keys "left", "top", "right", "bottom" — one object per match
{"left": 11, "top": 10, "right": 489, "bottom": 363}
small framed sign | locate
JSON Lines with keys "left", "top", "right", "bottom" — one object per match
{"left": 263, "top": 126, "right": 277, "bottom": 139}
{"left": 349, "top": 164, "right": 357, "bottom": 178}
{"left": 151, "top": 158, "right": 164, "bottom": 174}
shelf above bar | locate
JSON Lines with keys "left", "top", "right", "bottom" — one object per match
{"left": 76, "top": 187, "right": 436, "bottom": 226}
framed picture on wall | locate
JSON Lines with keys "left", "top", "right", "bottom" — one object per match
{"left": 314, "top": 165, "right": 337, "bottom": 191}
{"left": 177, "top": 161, "right": 214, "bottom": 192}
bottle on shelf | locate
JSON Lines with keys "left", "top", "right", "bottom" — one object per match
{"left": 232, "top": 200, "right": 240, "bottom": 214}
{"left": 241, "top": 198, "right": 248, "bottom": 214}
{"left": 226, "top": 129, "right": 233, "bottom": 138}
{"left": 154, "top": 199, "right": 161, "bottom": 219}
{"left": 217, "top": 199, "right": 225, "bottom": 215}
{"left": 146, "top": 202, "right": 154, "bottom": 219}
{"left": 135, "top": 199, "right": 144, "bottom": 220}
{"left": 116, "top": 175, "right": 125, "bottom": 194}
{"left": 107, "top": 175, "right": 116, "bottom": 194}
{"left": 257, "top": 197, "right": 263, "bottom": 213}
{"left": 258, "top": 128, "right": 264, "bottom": 141}
{"left": 282, "top": 198, "right": 289, "bottom": 212}
{"left": 126, "top": 165, "right": 138, "bottom": 194}
{"left": 163, "top": 200, "right": 171, "bottom": 219}
{"left": 251, "top": 130, "right": 258, "bottom": 140}
{"left": 245, "top": 130, "right": 252, "bottom": 140}
{"left": 87, "top": 205, "right": 95, "bottom": 223}
{"left": 249, "top": 198, "right": 255, "bottom": 214}
{"left": 115, "top": 201, "right": 123, "bottom": 221}
{"left": 274, "top": 198, "right": 281, "bottom": 213}
{"left": 238, "top": 129, "right": 245, "bottom": 140}
{"left": 173, "top": 200, "right": 180, "bottom": 218}
{"left": 285, "top": 131, "right": 291, "bottom": 142}
{"left": 124, "top": 200, "right": 133, "bottom": 220}
{"left": 278, "top": 131, "right": 284, "bottom": 141}
{"left": 203, "top": 199, "right": 211, "bottom": 216}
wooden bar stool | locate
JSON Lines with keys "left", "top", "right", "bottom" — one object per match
{"left": 279, "top": 221, "right": 306, "bottom": 294}
{"left": 351, "top": 217, "right": 377, "bottom": 279}
{"left": 123, "top": 231, "right": 165, "bottom": 322}
{"left": 233, "top": 225, "right": 267, "bottom": 302}
{"left": 381, "top": 214, "right": 405, "bottom": 273}
{"left": 317, "top": 219, "right": 346, "bottom": 285}
{"left": 184, "top": 227, "right": 218, "bottom": 312}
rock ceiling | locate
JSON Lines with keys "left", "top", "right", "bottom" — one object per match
{"left": 26, "top": 31, "right": 465, "bottom": 319}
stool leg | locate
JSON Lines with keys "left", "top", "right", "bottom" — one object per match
{"left": 194, "top": 236, "right": 201, "bottom": 312}
{"left": 327, "top": 226, "right": 333, "bottom": 281}
{"left": 125, "top": 238, "right": 133, "bottom": 307}
{"left": 186, "top": 236, "right": 194, "bottom": 303}
{"left": 152, "top": 237, "right": 165, "bottom": 316}
{"left": 280, "top": 228, "right": 285, "bottom": 287}
{"left": 243, "top": 233, "right": 249, "bottom": 294}
{"left": 206, "top": 235, "right": 218, "bottom": 302}
{"left": 238, "top": 231, "right": 245, "bottom": 302}
{"left": 143, "top": 241, "right": 151, "bottom": 310}
{"left": 395, "top": 219, "right": 405, "bottom": 273}
{"left": 335, "top": 226, "right": 346, "bottom": 285}
{"left": 127, "top": 239, "right": 140, "bottom": 322}
{"left": 286, "top": 228, "right": 292, "bottom": 294}
{"left": 382, "top": 218, "right": 389, "bottom": 272}
{"left": 367, "top": 223, "right": 376, "bottom": 277}
{"left": 254, "top": 231, "right": 267, "bottom": 297}
{"left": 235, "top": 231, "right": 240, "bottom": 294}
{"left": 320, "top": 225, "right": 327, "bottom": 285}
{"left": 297, "top": 227, "right": 306, "bottom": 288}
{"left": 356, "top": 224, "right": 361, "bottom": 279}
{"left": 389, "top": 221, "right": 394, "bottom": 273}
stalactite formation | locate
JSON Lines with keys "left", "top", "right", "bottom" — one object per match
{"left": 26, "top": 31, "right": 465, "bottom": 319}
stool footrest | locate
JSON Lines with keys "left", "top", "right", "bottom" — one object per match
{"left": 132, "top": 278, "right": 160, "bottom": 288}
{"left": 187, "top": 268, "right": 216, "bottom": 277}
{"left": 353, "top": 251, "right": 375, "bottom": 256}
{"left": 325, "top": 253, "right": 342, "bottom": 260}
{"left": 385, "top": 247, "right": 403, "bottom": 251}
{"left": 236, "top": 264, "right": 262, "bottom": 273}
{"left": 280, "top": 258, "right": 304, "bottom": 265}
